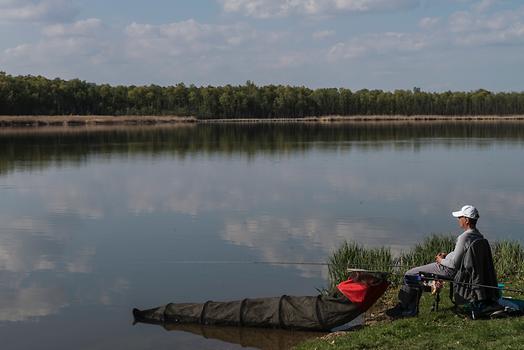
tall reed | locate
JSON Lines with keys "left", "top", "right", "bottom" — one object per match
{"left": 492, "top": 241, "right": 524, "bottom": 280}
{"left": 327, "top": 241, "right": 392, "bottom": 290}
{"left": 397, "top": 234, "right": 455, "bottom": 274}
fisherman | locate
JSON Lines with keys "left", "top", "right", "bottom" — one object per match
{"left": 386, "top": 205, "right": 484, "bottom": 318}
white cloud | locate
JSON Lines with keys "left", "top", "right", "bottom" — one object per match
{"left": 119, "top": 18, "right": 294, "bottom": 83}
{"left": 326, "top": 4, "right": 524, "bottom": 62}
{"left": 2, "top": 18, "right": 117, "bottom": 75}
{"left": 124, "top": 19, "right": 256, "bottom": 59}
{"left": 0, "top": 0, "right": 76, "bottom": 22}
{"left": 449, "top": 7, "right": 524, "bottom": 46}
{"left": 219, "top": 0, "right": 420, "bottom": 18}
{"left": 312, "top": 30, "right": 335, "bottom": 40}
{"left": 3, "top": 38, "right": 110, "bottom": 70}
{"left": 473, "top": 0, "right": 498, "bottom": 13}
{"left": 327, "top": 32, "right": 427, "bottom": 60}
{"left": 270, "top": 51, "right": 313, "bottom": 68}
{"left": 449, "top": 8, "right": 522, "bottom": 33}
{"left": 219, "top": 0, "right": 297, "bottom": 18}
{"left": 333, "top": 0, "right": 418, "bottom": 12}
{"left": 42, "top": 18, "right": 102, "bottom": 37}
{"left": 449, "top": 11, "right": 479, "bottom": 32}
{"left": 418, "top": 16, "right": 440, "bottom": 29}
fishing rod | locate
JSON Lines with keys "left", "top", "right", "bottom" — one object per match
{"left": 134, "top": 260, "right": 330, "bottom": 266}
{"left": 419, "top": 273, "right": 524, "bottom": 295}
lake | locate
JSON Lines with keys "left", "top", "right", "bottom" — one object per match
{"left": 1, "top": 122, "right": 524, "bottom": 349}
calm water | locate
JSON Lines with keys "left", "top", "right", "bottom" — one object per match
{"left": 1, "top": 122, "right": 524, "bottom": 349}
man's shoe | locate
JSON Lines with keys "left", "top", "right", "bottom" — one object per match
{"left": 400, "top": 307, "right": 418, "bottom": 318}
{"left": 385, "top": 303, "right": 404, "bottom": 318}
{"left": 385, "top": 303, "right": 418, "bottom": 318}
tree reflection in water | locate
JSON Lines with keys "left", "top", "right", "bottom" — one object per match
{"left": 2, "top": 121, "right": 524, "bottom": 175}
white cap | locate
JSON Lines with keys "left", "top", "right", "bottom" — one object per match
{"left": 452, "top": 205, "right": 479, "bottom": 219}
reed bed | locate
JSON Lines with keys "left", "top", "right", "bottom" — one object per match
{"left": 492, "top": 241, "right": 524, "bottom": 280}
{"left": 328, "top": 241, "right": 392, "bottom": 290}
{"left": 398, "top": 234, "right": 456, "bottom": 271}
{"left": 327, "top": 235, "right": 524, "bottom": 290}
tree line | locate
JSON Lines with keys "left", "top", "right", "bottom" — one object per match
{"left": 1, "top": 72, "right": 524, "bottom": 118}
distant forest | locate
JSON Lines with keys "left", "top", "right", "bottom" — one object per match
{"left": 1, "top": 72, "right": 524, "bottom": 118}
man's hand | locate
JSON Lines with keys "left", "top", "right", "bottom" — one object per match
{"left": 435, "top": 252, "right": 447, "bottom": 264}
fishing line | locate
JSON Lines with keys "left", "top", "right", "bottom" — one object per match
{"left": 132, "top": 260, "right": 413, "bottom": 268}
{"left": 133, "top": 260, "right": 330, "bottom": 266}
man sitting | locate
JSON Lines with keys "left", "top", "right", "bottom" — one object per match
{"left": 386, "top": 205, "right": 483, "bottom": 318}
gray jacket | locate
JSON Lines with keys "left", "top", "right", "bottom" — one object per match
{"left": 440, "top": 228, "right": 484, "bottom": 270}
{"left": 453, "top": 238, "right": 499, "bottom": 304}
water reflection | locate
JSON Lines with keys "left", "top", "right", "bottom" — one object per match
{"left": 1, "top": 122, "right": 524, "bottom": 349}
{"left": 143, "top": 323, "right": 324, "bottom": 350}
{"left": 2, "top": 122, "right": 524, "bottom": 175}
{"left": 0, "top": 277, "right": 68, "bottom": 321}
{"left": 0, "top": 211, "right": 127, "bottom": 322}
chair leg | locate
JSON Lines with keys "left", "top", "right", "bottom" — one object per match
{"left": 449, "top": 281, "right": 455, "bottom": 305}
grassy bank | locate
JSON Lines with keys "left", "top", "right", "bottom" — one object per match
{"left": 299, "top": 236, "right": 524, "bottom": 350}
{"left": 296, "top": 299, "right": 524, "bottom": 350}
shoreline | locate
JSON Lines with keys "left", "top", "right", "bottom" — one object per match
{"left": 0, "top": 115, "right": 197, "bottom": 127}
{"left": 1, "top": 115, "right": 524, "bottom": 128}
{"left": 198, "top": 115, "right": 524, "bottom": 123}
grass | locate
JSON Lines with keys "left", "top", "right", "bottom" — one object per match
{"left": 296, "top": 292, "right": 524, "bottom": 350}
{"left": 298, "top": 236, "right": 524, "bottom": 350}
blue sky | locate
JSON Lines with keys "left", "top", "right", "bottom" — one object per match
{"left": 1, "top": 0, "right": 523, "bottom": 91}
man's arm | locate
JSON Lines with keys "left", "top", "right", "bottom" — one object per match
{"left": 435, "top": 252, "right": 447, "bottom": 264}
{"left": 439, "top": 233, "right": 467, "bottom": 269}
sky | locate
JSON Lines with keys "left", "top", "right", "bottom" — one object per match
{"left": 0, "top": 0, "right": 523, "bottom": 91}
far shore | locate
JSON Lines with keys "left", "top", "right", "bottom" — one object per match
{"left": 0, "top": 115, "right": 197, "bottom": 127}
{"left": 2, "top": 115, "right": 524, "bottom": 128}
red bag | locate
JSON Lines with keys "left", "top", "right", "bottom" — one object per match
{"left": 337, "top": 278, "right": 368, "bottom": 303}
{"left": 337, "top": 274, "right": 389, "bottom": 311}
